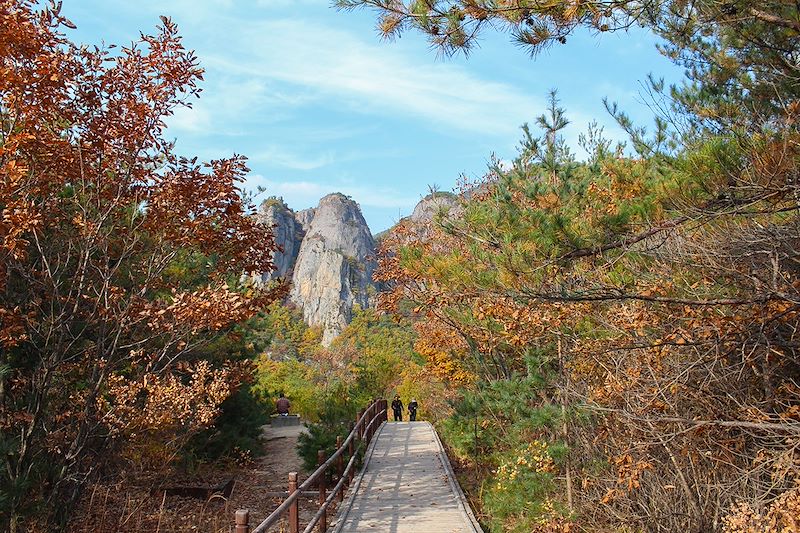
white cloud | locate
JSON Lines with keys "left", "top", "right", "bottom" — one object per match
{"left": 195, "top": 18, "right": 543, "bottom": 137}
{"left": 115, "top": 1, "right": 545, "bottom": 145}
{"left": 166, "top": 76, "right": 302, "bottom": 134}
{"left": 254, "top": 147, "right": 337, "bottom": 170}
{"left": 251, "top": 176, "right": 419, "bottom": 210}
{"left": 167, "top": 104, "right": 213, "bottom": 133}
{"left": 250, "top": 144, "right": 403, "bottom": 170}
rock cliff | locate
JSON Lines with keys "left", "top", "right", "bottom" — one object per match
{"left": 251, "top": 192, "right": 458, "bottom": 345}
{"left": 294, "top": 208, "right": 316, "bottom": 233}
{"left": 290, "top": 193, "right": 376, "bottom": 345}
{"left": 251, "top": 194, "right": 376, "bottom": 345}
{"left": 252, "top": 198, "right": 305, "bottom": 284}
{"left": 410, "top": 191, "right": 461, "bottom": 226}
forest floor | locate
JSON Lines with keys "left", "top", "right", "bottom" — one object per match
{"left": 68, "top": 424, "right": 324, "bottom": 533}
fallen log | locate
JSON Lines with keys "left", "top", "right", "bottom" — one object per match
{"left": 154, "top": 476, "right": 236, "bottom": 502}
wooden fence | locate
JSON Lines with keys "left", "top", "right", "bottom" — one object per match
{"left": 234, "top": 398, "right": 388, "bottom": 533}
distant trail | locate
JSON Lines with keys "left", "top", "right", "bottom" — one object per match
{"left": 333, "top": 421, "right": 482, "bottom": 533}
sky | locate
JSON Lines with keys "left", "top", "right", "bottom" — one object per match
{"left": 60, "top": 0, "right": 685, "bottom": 233}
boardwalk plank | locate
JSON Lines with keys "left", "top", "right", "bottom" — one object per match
{"left": 333, "top": 421, "right": 482, "bottom": 533}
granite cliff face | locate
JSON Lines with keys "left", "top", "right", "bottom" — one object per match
{"left": 410, "top": 192, "right": 461, "bottom": 226}
{"left": 253, "top": 194, "right": 376, "bottom": 345}
{"left": 253, "top": 198, "right": 305, "bottom": 284}
{"left": 290, "top": 194, "right": 376, "bottom": 345}
{"left": 253, "top": 192, "right": 458, "bottom": 345}
{"left": 294, "top": 208, "right": 316, "bottom": 233}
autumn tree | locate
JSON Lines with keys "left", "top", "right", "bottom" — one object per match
{"left": 376, "top": 90, "right": 800, "bottom": 529}
{"left": 345, "top": 0, "right": 799, "bottom": 528}
{"left": 0, "top": 2, "right": 282, "bottom": 530}
{"left": 366, "top": 26, "right": 799, "bottom": 527}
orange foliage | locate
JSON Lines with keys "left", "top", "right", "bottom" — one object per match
{"left": 376, "top": 144, "right": 800, "bottom": 530}
{"left": 413, "top": 320, "right": 474, "bottom": 385}
{"left": 0, "top": 2, "right": 280, "bottom": 529}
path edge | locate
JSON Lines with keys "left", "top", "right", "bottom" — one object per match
{"left": 329, "top": 420, "right": 386, "bottom": 533}
{"left": 427, "top": 421, "right": 484, "bottom": 533}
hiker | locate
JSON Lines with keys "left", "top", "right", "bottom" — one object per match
{"left": 391, "top": 395, "right": 403, "bottom": 421}
{"left": 408, "top": 399, "right": 418, "bottom": 421}
{"left": 276, "top": 392, "right": 290, "bottom": 416}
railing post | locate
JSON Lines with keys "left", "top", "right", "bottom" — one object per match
{"left": 318, "top": 450, "right": 327, "bottom": 533}
{"left": 235, "top": 509, "right": 250, "bottom": 533}
{"left": 357, "top": 409, "right": 364, "bottom": 440}
{"left": 367, "top": 401, "right": 375, "bottom": 443}
{"left": 348, "top": 425, "right": 356, "bottom": 484}
{"left": 288, "top": 472, "right": 299, "bottom": 533}
{"left": 365, "top": 403, "right": 371, "bottom": 443}
{"left": 336, "top": 436, "right": 344, "bottom": 502}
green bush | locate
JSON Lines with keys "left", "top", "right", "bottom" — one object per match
{"left": 296, "top": 397, "right": 361, "bottom": 481}
{"left": 186, "top": 385, "right": 270, "bottom": 463}
{"left": 438, "top": 372, "right": 570, "bottom": 531}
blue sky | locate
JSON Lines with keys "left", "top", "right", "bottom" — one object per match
{"left": 61, "top": 0, "right": 684, "bottom": 233}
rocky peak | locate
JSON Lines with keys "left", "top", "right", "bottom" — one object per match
{"left": 410, "top": 191, "right": 461, "bottom": 225}
{"left": 290, "top": 193, "right": 376, "bottom": 345}
{"left": 388, "top": 192, "right": 464, "bottom": 246}
{"left": 252, "top": 197, "right": 305, "bottom": 284}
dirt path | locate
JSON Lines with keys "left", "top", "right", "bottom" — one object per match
{"left": 260, "top": 425, "right": 308, "bottom": 484}
{"left": 233, "top": 424, "right": 321, "bottom": 528}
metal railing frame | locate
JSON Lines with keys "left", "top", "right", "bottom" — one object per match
{"left": 234, "top": 398, "right": 388, "bottom": 533}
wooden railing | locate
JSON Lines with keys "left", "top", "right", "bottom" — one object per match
{"left": 234, "top": 398, "right": 387, "bottom": 533}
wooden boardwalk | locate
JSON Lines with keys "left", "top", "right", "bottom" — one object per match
{"left": 333, "top": 421, "right": 482, "bottom": 533}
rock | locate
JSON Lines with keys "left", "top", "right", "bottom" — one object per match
{"left": 244, "top": 191, "right": 466, "bottom": 345}
{"left": 246, "top": 193, "right": 380, "bottom": 345}
{"left": 294, "top": 208, "right": 316, "bottom": 233}
{"left": 381, "top": 192, "right": 463, "bottom": 247}
{"left": 270, "top": 414, "right": 301, "bottom": 427}
{"left": 290, "top": 193, "right": 376, "bottom": 345}
{"left": 410, "top": 192, "right": 461, "bottom": 226}
{"left": 250, "top": 197, "right": 305, "bottom": 284}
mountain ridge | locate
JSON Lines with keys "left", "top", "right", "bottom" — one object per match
{"left": 251, "top": 191, "right": 461, "bottom": 344}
